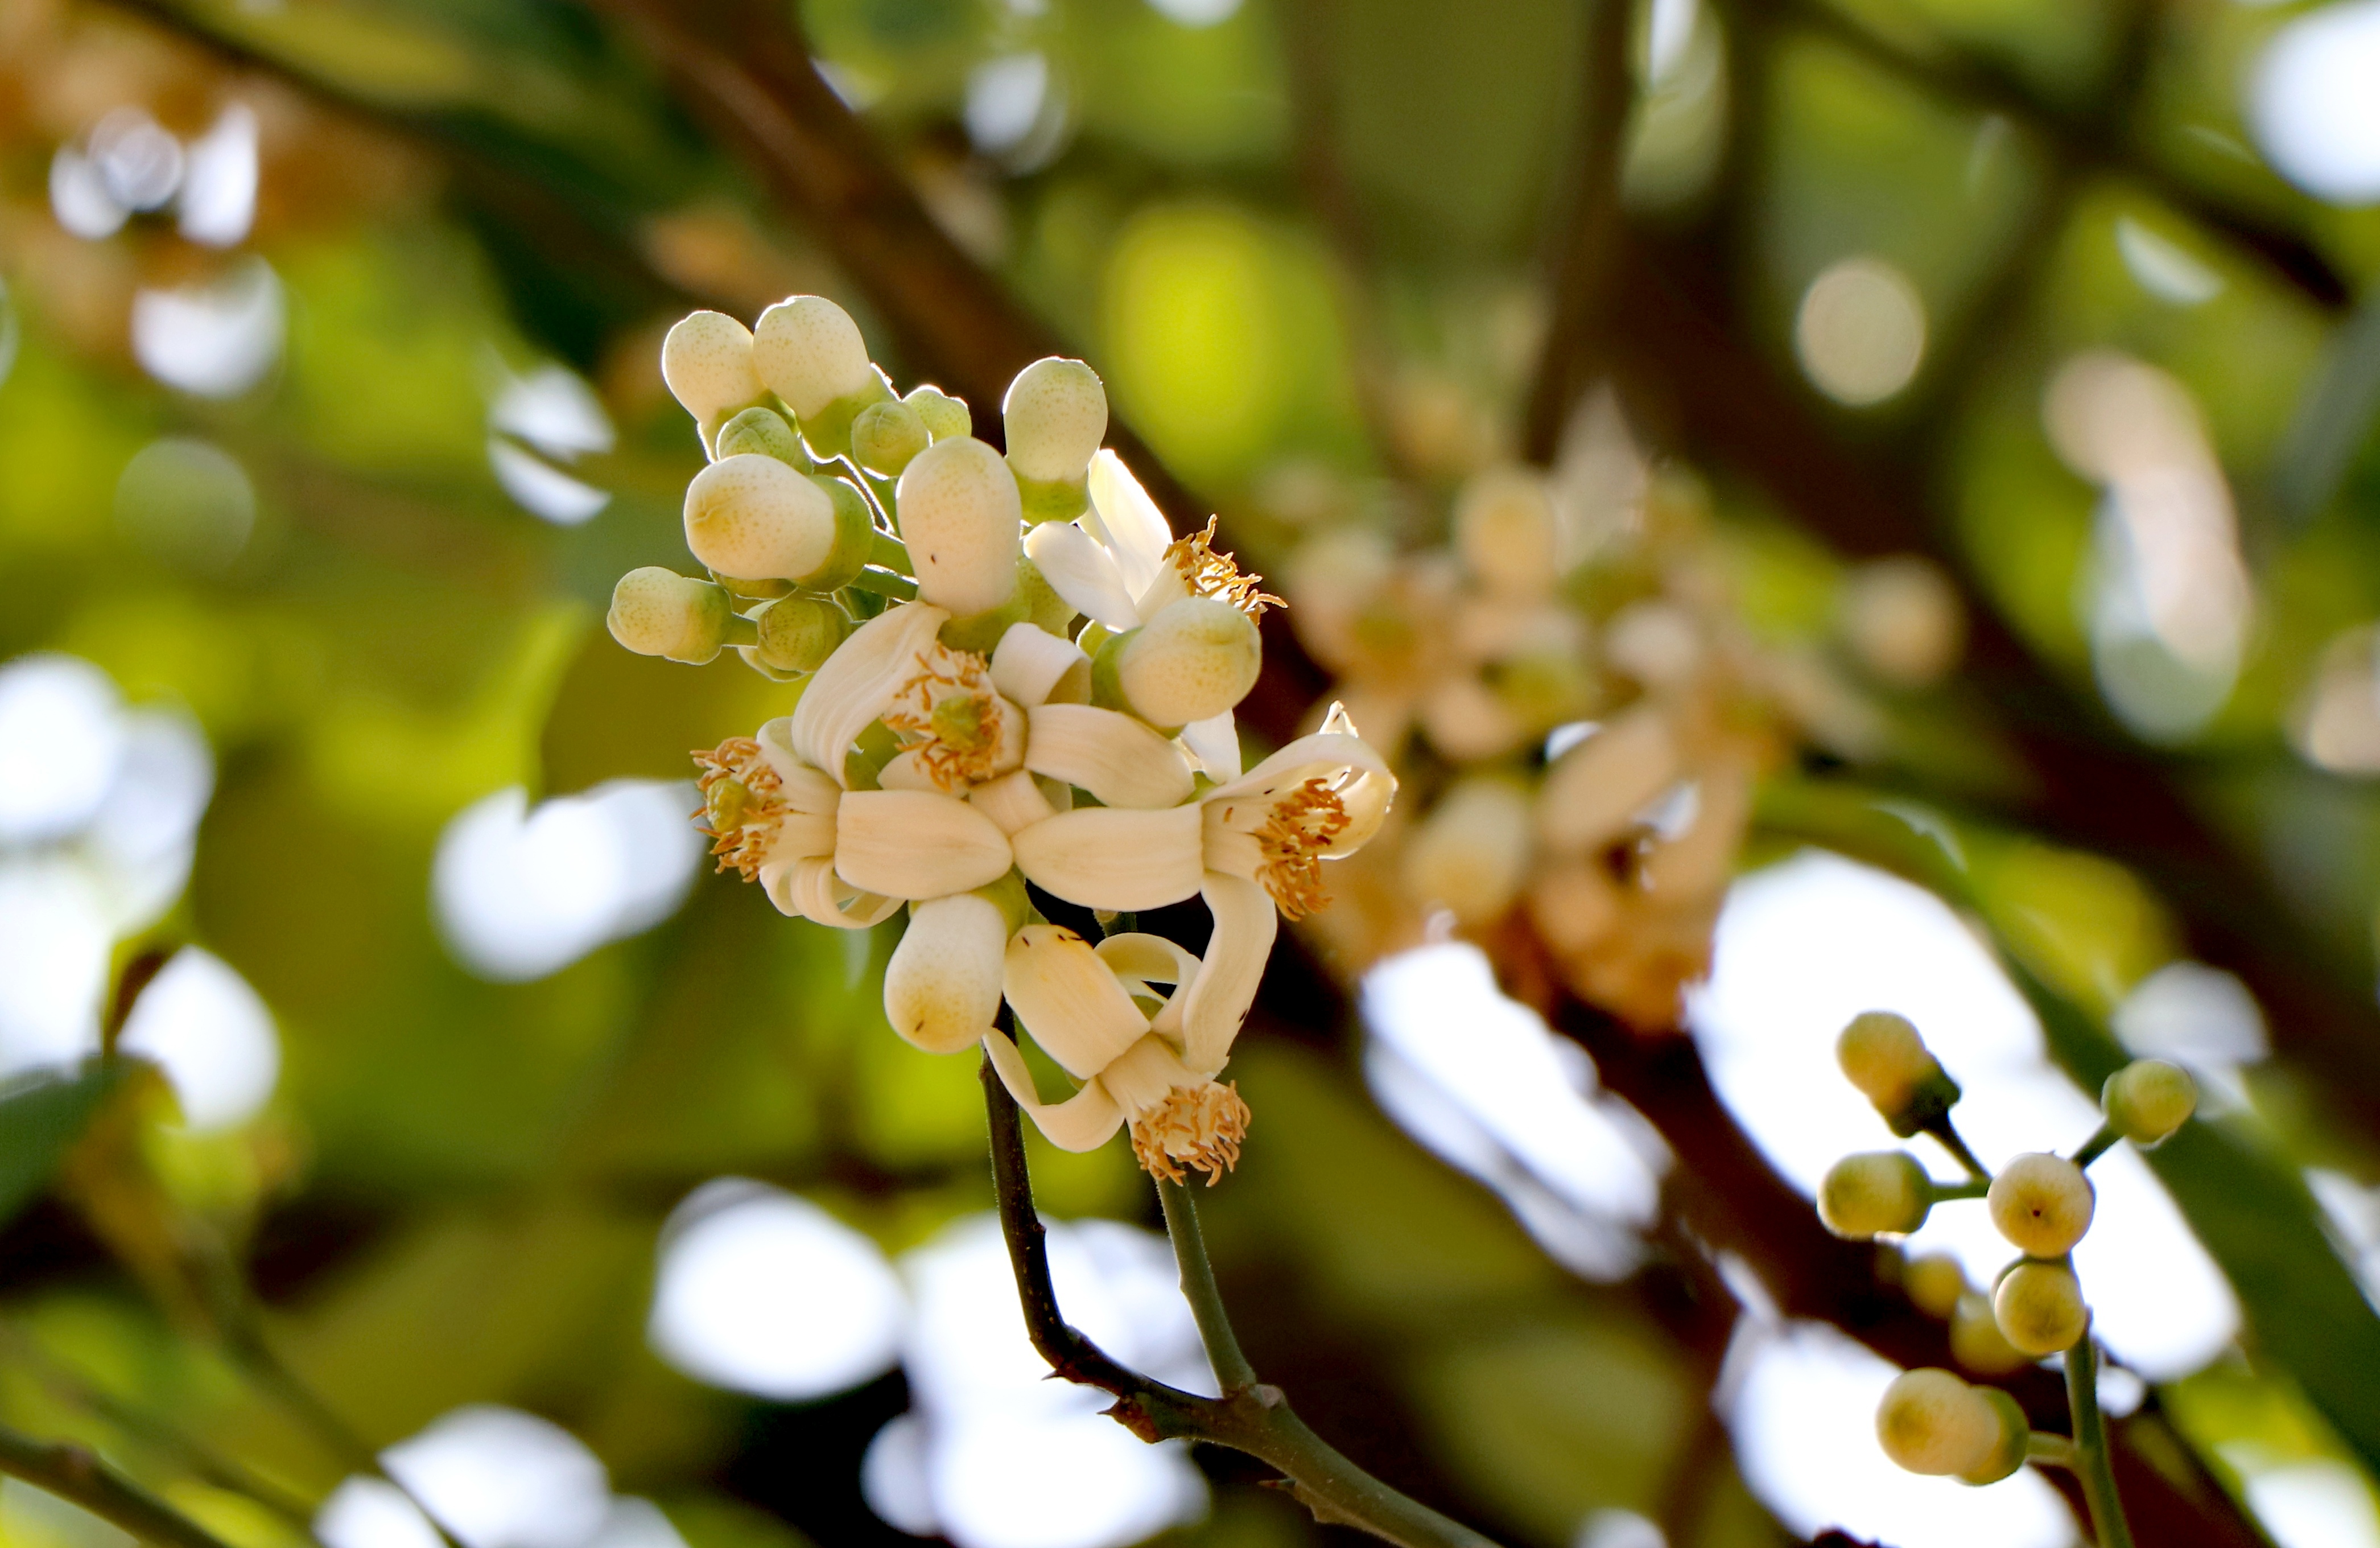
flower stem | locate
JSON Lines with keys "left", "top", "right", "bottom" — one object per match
{"left": 1920, "top": 1115, "right": 1992, "bottom": 1183}
{"left": 2070, "top": 1123, "right": 2120, "bottom": 1169}
{"left": 979, "top": 1054, "right": 1501, "bottom": 1548}
{"left": 0, "top": 1423, "right": 237, "bottom": 1548}
{"left": 1928, "top": 1179, "right": 1990, "bottom": 1201}
{"left": 2064, "top": 1331, "right": 2136, "bottom": 1548}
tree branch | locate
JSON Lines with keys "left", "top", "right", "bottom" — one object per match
{"left": 0, "top": 1425, "right": 238, "bottom": 1548}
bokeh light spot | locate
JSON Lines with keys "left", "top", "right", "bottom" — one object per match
{"left": 1793, "top": 256, "right": 1926, "bottom": 407}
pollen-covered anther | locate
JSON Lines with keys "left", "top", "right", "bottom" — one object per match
{"left": 1129, "top": 1080, "right": 1251, "bottom": 1187}
{"left": 882, "top": 644, "right": 1013, "bottom": 791}
{"left": 1166, "top": 517, "right": 1282, "bottom": 618}
{"left": 691, "top": 736, "right": 787, "bottom": 880}
{"left": 1255, "top": 775, "right": 1353, "bottom": 919}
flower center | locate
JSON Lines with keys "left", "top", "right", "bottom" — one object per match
{"left": 1166, "top": 517, "right": 1282, "bottom": 617}
{"left": 692, "top": 737, "right": 787, "bottom": 881}
{"left": 1129, "top": 1080, "right": 1251, "bottom": 1186}
{"left": 1255, "top": 776, "right": 1351, "bottom": 920}
{"left": 884, "top": 644, "right": 1008, "bottom": 791}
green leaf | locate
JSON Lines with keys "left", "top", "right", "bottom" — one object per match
{"left": 0, "top": 1060, "right": 120, "bottom": 1229}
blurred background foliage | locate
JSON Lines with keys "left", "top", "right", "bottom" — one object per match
{"left": 5, "top": 0, "right": 2380, "bottom": 1547}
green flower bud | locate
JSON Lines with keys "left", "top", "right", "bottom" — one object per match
{"left": 1949, "top": 1291, "right": 2032, "bottom": 1376}
{"left": 939, "top": 588, "right": 1033, "bottom": 656}
{"left": 1088, "top": 627, "right": 1132, "bottom": 714}
{"left": 752, "top": 295, "right": 891, "bottom": 458}
{"left": 1836, "top": 1010, "right": 1961, "bottom": 1136}
{"left": 1115, "top": 596, "right": 1261, "bottom": 728}
{"left": 895, "top": 436, "right": 1024, "bottom": 616}
{"left": 684, "top": 455, "right": 837, "bottom": 582}
{"left": 1987, "top": 1153, "right": 2094, "bottom": 1257}
{"left": 1003, "top": 356, "right": 1106, "bottom": 487}
{"left": 715, "top": 405, "right": 812, "bottom": 470}
{"left": 1819, "top": 1151, "right": 1933, "bottom": 1238}
{"left": 607, "top": 567, "right": 735, "bottom": 663}
{"left": 2102, "top": 1059, "right": 2196, "bottom": 1148}
{"left": 1905, "top": 1251, "right": 1969, "bottom": 1319}
{"left": 906, "top": 385, "right": 972, "bottom": 442}
{"left": 1993, "top": 1260, "right": 2086, "bottom": 1356}
{"left": 752, "top": 594, "right": 852, "bottom": 675}
{"left": 1875, "top": 1369, "right": 1998, "bottom": 1477}
{"left": 1958, "top": 1385, "right": 2031, "bottom": 1486}
{"left": 853, "top": 400, "right": 931, "bottom": 477}
{"left": 662, "top": 310, "right": 765, "bottom": 439}
{"left": 1017, "top": 555, "right": 1078, "bottom": 638}
{"left": 1453, "top": 467, "right": 1559, "bottom": 600}
{"left": 803, "top": 474, "right": 878, "bottom": 593}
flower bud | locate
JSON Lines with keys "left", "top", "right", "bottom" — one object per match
{"left": 884, "top": 892, "right": 1009, "bottom": 1055}
{"left": 906, "top": 385, "right": 972, "bottom": 442}
{"left": 752, "top": 295, "right": 890, "bottom": 456}
{"left": 1114, "top": 596, "right": 1261, "bottom": 727}
{"left": 2102, "top": 1058, "right": 2195, "bottom": 1147}
{"left": 684, "top": 455, "right": 838, "bottom": 582}
{"left": 1993, "top": 1260, "right": 2087, "bottom": 1355}
{"left": 1960, "top": 1386, "right": 2031, "bottom": 1486}
{"left": 1904, "top": 1252, "right": 1968, "bottom": 1319}
{"left": 1819, "top": 1151, "right": 1932, "bottom": 1238}
{"left": 853, "top": 400, "right": 931, "bottom": 477}
{"left": 715, "top": 405, "right": 812, "bottom": 469}
{"left": 753, "top": 595, "right": 852, "bottom": 675}
{"left": 895, "top": 436, "right": 1024, "bottom": 616}
{"left": 938, "top": 586, "right": 1034, "bottom": 657}
{"left": 1004, "top": 357, "right": 1107, "bottom": 521}
{"left": 1987, "top": 1153, "right": 2094, "bottom": 1257}
{"left": 1843, "top": 555, "right": 1962, "bottom": 689}
{"left": 1836, "top": 1010, "right": 1960, "bottom": 1135}
{"left": 1402, "top": 777, "right": 1533, "bottom": 927}
{"left": 1018, "top": 555, "right": 1079, "bottom": 639}
{"left": 662, "top": 310, "right": 764, "bottom": 437}
{"left": 608, "top": 567, "right": 735, "bottom": 663}
{"left": 1950, "top": 1291, "right": 2032, "bottom": 1376}
{"left": 1453, "top": 467, "right": 1559, "bottom": 599}
{"left": 1875, "top": 1369, "right": 1999, "bottom": 1477}
{"left": 805, "top": 474, "right": 879, "bottom": 592}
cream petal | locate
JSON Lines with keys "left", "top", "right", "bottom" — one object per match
{"left": 1179, "top": 872, "right": 1274, "bottom": 1073}
{"left": 1096, "top": 932, "right": 1203, "bottom": 1039}
{"left": 1022, "top": 703, "right": 1195, "bottom": 809}
{"left": 877, "top": 748, "right": 943, "bottom": 792}
{"left": 1024, "top": 520, "right": 1140, "bottom": 631}
{"left": 884, "top": 894, "right": 1008, "bottom": 1054}
{"left": 760, "top": 810, "right": 838, "bottom": 866}
{"left": 1202, "top": 725, "right": 1397, "bottom": 860}
{"left": 968, "top": 768, "right": 1058, "bottom": 835}
{"left": 1094, "top": 1032, "right": 1202, "bottom": 1118}
{"left": 834, "top": 789, "right": 1014, "bottom": 899}
{"left": 764, "top": 854, "right": 901, "bottom": 929}
{"left": 1010, "top": 806, "right": 1205, "bottom": 912}
{"left": 1535, "top": 706, "right": 1679, "bottom": 854}
{"left": 789, "top": 599, "right": 950, "bottom": 785}
{"left": 990, "top": 621, "right": 1091, "bottom": 709}
{"left": 1003, "top": 924, "right": 1150, "bottom": 1078}
{"left": 755, "top": 720, "right": 844, "bottom": 815}
{"left": 1210, "top": 727, "right": 1392, "bottom": 800}
{"left": 982, "top": 1032, "right": 1126, "bottom": 1152}
{"left": 1179, "top": 709, "right": 1242, "bottom": 781}
{"left": 1084, "top": 449, "right": 1174, "bottom": 598}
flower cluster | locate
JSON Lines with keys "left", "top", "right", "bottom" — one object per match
{"left": 609, "top": 298, "right": 1396, "bottom": 1183}
{"left": 1817, "top": 1011, "right": 2197, "bottom": 1483}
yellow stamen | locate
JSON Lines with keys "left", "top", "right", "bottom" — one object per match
{"left": 1255, "top": 776, "right": 1351, "bottom": 920}
{"left": 691, "top": 737, "right": 786, "bottom": 882}
{"left": 1166, "top": 517, "right": 1282, "bottom": 618}
{"left": 882, "top": 643, "right": 1007, "bottom": 791}
{"left": 1129, "top": 1080, "right": 1251, "bottom": 1186}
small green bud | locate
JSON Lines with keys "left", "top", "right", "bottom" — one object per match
{"left": 1017, "top": 555, "right": 1078, "bottom": 638}
{"left": 1958, "top": 1386, "right": 2031, "bottom": 1487}
{"left": 1836, "top": 1010, "right": 1961, "bottom": 1136}
{"left": 906, "top": 384, "right": 972, "bottom": 442}
{"left": 1088, "top": 627, "right": 1134, "bottom": 715}
{"left": 1819, "top": 1151, "right": 1932, "bottom": 1238}
{"left": 802, "top": 475, "right": 878, "bottom": 593}
{"left": 1987, "top": 1153, "right": 2094, "bottom": 1257}
{"left": 1905, "top": 1251, "right": 1969, "bottom": 1320}
{"left": 1014, "top": 468, "right": 1091, "bottom": 525}
{"left": 1949, "top": 1291, "right": 2032, "bottom": 1376}
{"left": 715, "top": 405, "right": 812, "bottom": 469}
{"left": 1993, "top": 1260, "right": 2086, "bottom": 1356}
{"left": 852, "top": 400, "right": 931, "bottom": 477}
{"left": 753, "top": 595, "right": 852, "bottom": 674}
{"left": 1116, "top": 596, "right": 1261, "bottom": 728}
{"left": 939, "top": 588, "right": 1033, "bottom": 656}
{"left": 2102, "top": 1059, "right": 2196, "bottom": 1148}
{"left": 608, "top": 567, "right": 735, "bottom": 663}
{"left": 1875, "top": 1369, "right": 1998, "bottom": 1477}
{"left": 973, "top": 868, "right": 1034, "bottom": 934}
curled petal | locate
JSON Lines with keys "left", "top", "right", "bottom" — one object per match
{"left": 764, "top": 854, "right": 901, "bottom": 929}
{"left": 1004, "top": 924, "right": 1150, "bottom": 1078}
{"left": 789, "top": 600, "right": 950, "bottom": 784}
{"left": 1023, "top": 521, "right": 1140, "bottom": 631}
{"left": 1179, "top": 710, "right": 1241, "bottom": 781}
{"left": 983, "top": 1032, "right": 1127, "bottom": 1152}
{"left": 1179, "top": 872, "right": 1274, "bottom": 1073}
{"left": 1022, "top": 703, "right": 1195, "bottom": 809}
{"left": 1535, "top": 706, "right": 1678, "bottom": 854}
{"left": 1084, "top": 449, "right": 1174, "bottom": 599}
{"left": 968, "top": 767, "right": 1059, "bottom": 835}
{"left": 1203, "top": 717, "right": 1399, "bottom": 859}
{"left": 1011, "top": 805, "right": 1204, "bottom": 912}
{"left": 990, "top": 621, "right": 1091, "bottom": 708}
{"left": 1096, "top": 932, "right": 1203, "bottom": 1038}
{"left": 885, "top": 894, "right": 1007, "bottom": 1054}
{"left": 756, "top": 720, "right": 844, "bottom": 814}
{"left": 834, "top": 790, "right": 1014, "bottom": 899}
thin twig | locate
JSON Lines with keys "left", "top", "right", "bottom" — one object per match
{"left": 0, "top": 1425, "right": 237, "bottom": 1548}
{"left": 1154, "top": 1180, "right": 1258, "bottom": 1395}
{"left": 2065, "top": 1333, "right": 2136, "bottom": 1548}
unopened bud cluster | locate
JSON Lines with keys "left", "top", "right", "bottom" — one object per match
{"left": 1810, "top": 1011, "right": 2197, "bottom": 1487}
{"left": 616, "top": 298, "right": 1397, "bottom": 1184}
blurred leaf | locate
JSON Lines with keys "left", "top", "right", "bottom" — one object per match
{"left": 0, "top": 1062, "right": 122, "bottom": 1232}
